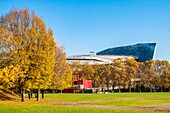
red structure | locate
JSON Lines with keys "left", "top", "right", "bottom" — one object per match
{"left": 63, "top": 74, "right": 92, "bottom": 93}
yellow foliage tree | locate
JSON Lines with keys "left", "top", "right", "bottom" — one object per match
{"left": 124, "top": 58, "right": 139, "bottom": 92}
{"left": 51, "top": 46, "right": 72, "bottom": 92}
{"left": 112, "top": 58, "right": 126, "bottom": 92}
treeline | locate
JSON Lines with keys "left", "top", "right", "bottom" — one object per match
{"left": 70, "top": 58, "right": 170, "bottom": 92}
{"left": 0, "top": 9, "right": 72, "bottom": 102}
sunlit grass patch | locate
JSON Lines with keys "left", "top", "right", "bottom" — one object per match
{"left": 0, "top": 105, "right": 161, "bottom": 113}
{"left": 0, "top": 93, "right": 169, "bottom": 113}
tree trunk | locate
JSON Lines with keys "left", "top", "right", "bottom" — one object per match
{"left": 107, "top": 85, "right": 109, "bottom": 92}
{"left": 161, "top": 87, "right": 163, "bottom": 92}
{"left": 21, "top": 88, "right": 25, "bottom": 102}
{"left": 28, "top": 90, "right": 31, "bottom": 99}
{"left": 134, "top": 81, "right": 137, "bottom": 92}
{"left": 139, "top": 84, "right": 141, "bottom": 93}
{"left": 36, "top": 89, "right": 40, "bottom": 101}
{"left": 150, "top": 87, "right": 152, "bottom": 92}
{"left": 129, "top": 85, "right": 131, "bottom": 92}
{"left": 145, "top": 87, "right": 147, "bottom": 92}
{"left": 42, "top": 90, "right": 44, "bottom": 99}
{"left": 112, "top": 85, "right": 114, "bottom": 93}
{"left": 119, "top": 85, "right": 121, "bottom": 93}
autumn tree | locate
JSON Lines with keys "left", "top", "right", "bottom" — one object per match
{"left": 0, "top": 9, "right": 33, "bottom": 101}
{"left": 81, "top": 62, "right": 94, "bottom": 80}
{"left": 136, "top": 62, "right": 145, "bottom": 92}
{"left": 92, "top": 65, "right": 100, "bottom": 88}
{"left": 161, "top": 67, "right": 170, "bottom": 92}
{"left": 155, "top": 60, "right": 170, "bottom": 92}
{"left": 111, "top": 58, "right": 126, "bottom": 92}
{"left": 28, "top": 28, "right": 56, "bottom": 101}
{"left": 92, "top": 64, "right": 106, "bottom": 93}
{"left": 124, "top": 58, "right": 139, "bottom": 92}
{"left": 103, "top": 64, "right": 113, "bottom": 92}
{"left": 140, "top": 60, "right": 156, "bottom": 92}
{"left": 70, "top": 61, "right": 82, "bottom": 75}
{"left": 51, "top": 46, "right": 72, "bottom": 93}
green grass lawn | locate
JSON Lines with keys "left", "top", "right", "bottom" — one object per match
{"left": 0, "top": 93, "right": 169, "bottom": 113}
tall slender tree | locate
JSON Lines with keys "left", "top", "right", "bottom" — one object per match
{"left": 137, "top": 62, "right": 145, "bottom": 92}
{"left": 111, "top": 58, "right": 126, "bottom": 92}
{"left": 51, "top": 46, "right": 72, "bottom": 92}
{"left": 124, "top": 58, "right": 139, "bottom": 92}
{"left": 141, "top": 60, "right": 156, "bottom": 92}
{"left": 155, "top": 60, "right": 170, "bottom": 92}
{"left": 92, "top": 64, "right": 106, "bottom": 93}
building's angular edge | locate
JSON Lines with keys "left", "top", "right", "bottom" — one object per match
{"left": 96, "top": 43, "right": 157, "bottom": 62}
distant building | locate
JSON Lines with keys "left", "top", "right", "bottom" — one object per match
{"left": 97, "top": 43, "right": 157, "bottom": 62}
{"left": 66, "top": 43, "right": 157, "bottom": 64}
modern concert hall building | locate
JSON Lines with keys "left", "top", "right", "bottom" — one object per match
{"left": 66, "top": 43, "right": 157, "bottom": 64}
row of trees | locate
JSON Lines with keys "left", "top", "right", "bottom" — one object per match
{"left": 0, "top": 9, "right": 72, "bottom": 101}
{"left": 70, "top": 59, "right": 170, "bottom": 92}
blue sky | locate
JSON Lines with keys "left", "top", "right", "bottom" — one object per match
{"left": 0, "top": 0, "right": 170, "bottom": 61}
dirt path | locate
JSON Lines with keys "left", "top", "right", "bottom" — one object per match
{"left": 55, "top": 102, "right": 170, "bottom": 113}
